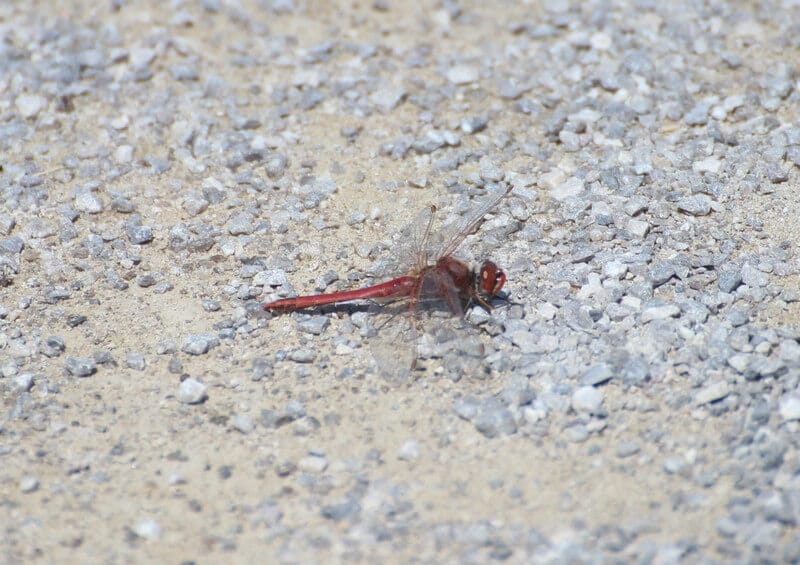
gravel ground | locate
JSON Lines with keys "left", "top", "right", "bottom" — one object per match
{"left": 2, "top": 0, "right": 800, "bottom": 562}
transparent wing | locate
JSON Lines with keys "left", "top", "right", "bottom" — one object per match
{"left": 368, "top": 299, "right": 418, "bottom": 382}
{"left": 370, "top": 204, "right": 436, "bottom": 280}
{"left": 426, "top": 184, "right": 512, "bottom": 262}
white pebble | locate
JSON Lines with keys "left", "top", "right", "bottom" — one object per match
{"left": 627, "top": 219, "right": 650, "bottom": 238}
{"left": 134, "top": 517, "right": 161, "bottom": 540}
{"left": 397, "top": 440, "right": 420, "bottom": 461}
{"left": 550, "top": 178, "right": 585, "bottom": 201}
{"left": 603, "top": 260, "right": 628, "bottom": 280}
{"left": 779, "top": 393, "right": 800, "bottom": 421}
{"left": 571, "top": 386, "right": 604, "bottom": 414}
{"left": 298, "top": 455, "right": 328, "bottom": 473}
{"left": 115, "top": 145, "right": 134, "bottom": 164}
{"left": 641, "top": 304, "right": 680, "bottom": 323}
{"left": 20, "top": 475, "right": 40, "bottom": 493}
{"left": 177, "top": 377, "right": 207, "bottom": 404}
{"left": 15, "top": 94, "right": 47, "bottom": 119}
{"left": 75, "top": 192, "right": 104, "bottom": 214}
{"left": 590, "top": 31, "right": 612, "bottom": 50}
{"left": 446, "top": 64, "right": 479, "bottom": 85}
{"left": 693, "top": 156, "right": 722, "bottom": 174}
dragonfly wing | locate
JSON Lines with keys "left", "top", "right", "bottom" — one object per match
{"left": 367, "top": 300, "right": 417, "bottom": 382}
{"left": 377, "top": 204, "right": 436, "bottom": 278}
{"left": 429, "top": 184, "right": 512, "bottom": 261}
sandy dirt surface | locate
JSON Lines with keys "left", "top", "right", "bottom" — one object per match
{"left": 2, "top": 1, "right": 800, "bottom": 563}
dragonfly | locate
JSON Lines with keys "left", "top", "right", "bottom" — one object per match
{"left": 264, "top": 183, "right": 513, "bottom": 376}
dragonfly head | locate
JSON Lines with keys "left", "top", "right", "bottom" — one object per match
{"left": 478, "top": 260, "right": 506, "bottom": 299}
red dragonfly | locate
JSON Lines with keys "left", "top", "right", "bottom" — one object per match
{"left": 264, "top": 183, "right": 513, "bottom": 375}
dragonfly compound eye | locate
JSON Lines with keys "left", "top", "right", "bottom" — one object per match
{"left": 480, "top": 261, "right": 506, "bottom": 297}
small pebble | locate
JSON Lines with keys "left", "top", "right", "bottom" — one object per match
{"left": 298, "top": 455, "right": 328, "bottom": 473}
{"left": 181, "top": 333, "right": 219, "bottom": 355}
{"left": 779, "top": 393, "right": 800, "bottom": 421}
{"left": 177, "top": 378, "right": 207, "bottom": 404}
{"left": 125, "top": 353, "right": 146, "bottom": 370}
{"left": 397, "top": 440, "right": 421, "bottom": 461}
{"left": 446, "top": 64, "right": 479, "bottom": 84}
{"left": 15, "top": 373, "right": 35, "bottom": 392}
{"left": 65, "top": 356, "right": 97, "bottom": 377}
{"left": 19, "top": 475, "right": 40, "bottom": 493}
{"left": 232, "top": 414, "right": 255, "bottom": 434}
{"left": 695, "top": 381, "right": 729, "bottom": 405}
{"left": 677, "top": 195, "right": 712, "bottom": 216}
{"left": 15, "top": 94, "right": 47, "bottom": 118}
{"left": 617, "top": 441, "right": 641, "bottom": 458}
{"left": 571, "top": 386, "right": 604, "bottom": 414}
{"left": 133, "top": 517, "right": 161, "bottom": 540}
{"left": 75, "top": 192, "right": 104, "bottom": 214}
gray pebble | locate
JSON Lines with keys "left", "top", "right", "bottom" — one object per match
{"left": 684, "top": 101, "right": 710, "bottom": 125}
{"left": 619, "top": 356, "right": 649, "bottom": 386}
{"left": 320, "top": 500, "right": 360, "bottom": 522}
{"left": 251, "top": 358, "right": 273, "bottom": 381}
{"left": 284, "top": 400, "right": 306, "bottom": 421}
{"left": 726, "top": 307, "right": 750, "bottom": 327}
{"left": 582, "top": 363, "right": 613, "bottom": 386}
{"left": 695, "top": 381, "right": 730, "bottom": 405}
{"left": 1, "top": 360, "right": 19, "bottom": 378}
{"left": 125, "top": 352, "right": 146, "bottom": 371}
{"left": 741, "top": 263, "right": 769, "bottom": 288}
{"left": 65, "top": 356, "right": 97, "bottom": 377}
{"left": 126, "top": 224, "right": 153, "bottom": 245}
{"left": 370, "top": 86, "right": 407, "bottom": 112}
{"left": 275, "top": 461, "right": 297, "bottom": 477}
{"left": 627, "top": 219, "right": 650, "bottom": 238}
{"left": 181, "top": 333, "right": 219, "bottom": 355}
{"left": 473, "top": 398, "right": 517, "bottom": 438}
{"left": 718, "top": 269, "right": 742, "bottom": 293}
{"left": 292, "top": 416, "right": 321, "bottom": 436}
{"left": 40, "top": 334, "right": 66, "bottom": 357}
{"left": 289, "top": 348, "right": 316, "bottom": 363}
{"left": 177, "top": 377, "right": 207, "bottom": 404}
{"left": 648, "top": 262, "right": 676, "bottom": 287}
{"left": 110, "top": 195, "right": 136, "bottom": 213}
{"left": 232, "top": 414, "right": 255, "bottom": 434}
{"left": 677, "top": 194, "right": 712, "bottom": 216}
{"left": 499, "top": 374, "right": 535, "bottom": 406}
{"left": 479, "top": 158, "right": 505, "bottom": 182}
{"left": 765, "top": 162, "right": 789, "bottom": 183}
{"left": 617, "top": 441, "right": 641, "bottom": 458}
{"left": 663, "top": 457, "right": 688, "bottom": 475}
{"left": 0, "top": 214, "right": 16, "bottom": 236}
{"left": 227, "top": 212, "right": 255, "bottom": 235}
{"left": 454, "top": 396, "right": 482, "bottom": 421}
{"left": 778, "top": 393, "right": 800, "bottom": 421}
{"left": 182, "top": 193, "right": 209, "bottom": 216}
{"left": 460, "top": 116, "right": 488, "bottom": 134}
{"left": 565, "top": 424, "right": 589, "bottom": 443}
{"left": 14, "top": 373, "right": 35, "bottom": 392}
{"left": 298, "top": 316, "right": 329, "bottom": 335}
